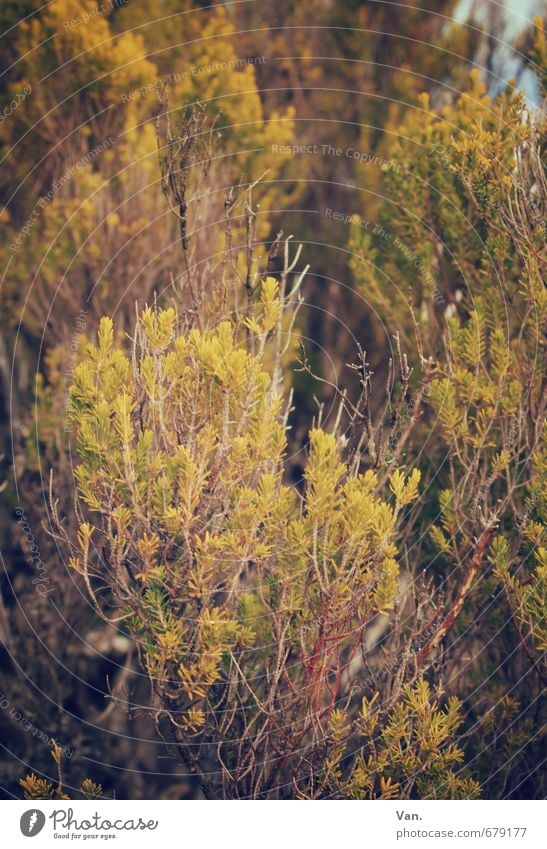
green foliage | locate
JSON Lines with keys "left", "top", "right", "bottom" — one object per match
{"left": 349, "top": 71, "right": 531, "bottom": 352}
{"left": 328, "top": 680, "right": 480, "bottom": 800}
{"left": 62, "top": 281, "right": 482, "bottom": 800}
{"left": 348, "top": 35, "right": 546, "bottom": 800}
{"left": 21, "top": 743, "right": 103, "bottom": 801}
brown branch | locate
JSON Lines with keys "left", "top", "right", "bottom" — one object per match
{"left": 417, "top": 523, "right": 498, "bottom": 663}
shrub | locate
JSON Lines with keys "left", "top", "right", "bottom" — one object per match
{"left": 59, "top": 280, "right": 477, "bottom": 799}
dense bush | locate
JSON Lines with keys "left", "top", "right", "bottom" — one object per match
{"left": 60, "top": 286, "right": 480, "bottom": 799}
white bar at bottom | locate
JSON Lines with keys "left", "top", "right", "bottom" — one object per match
{"left": 3, "top": 799, "right": 545, "bottom": 849}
